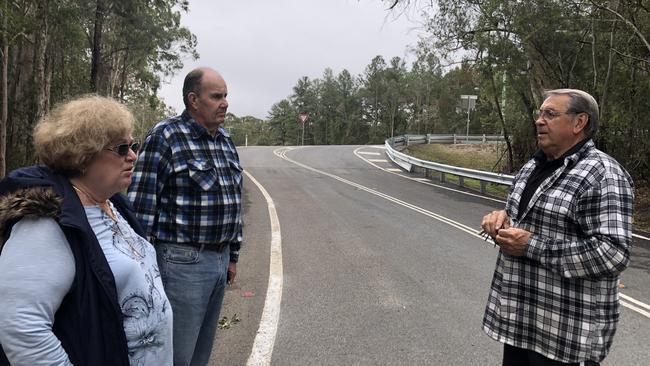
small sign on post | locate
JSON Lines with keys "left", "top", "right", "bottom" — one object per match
{"left": 298, "top": 113, "right": 308, "bottom": 145}
{"left": 459, "top": 95, "right": 478, "bottom": 142}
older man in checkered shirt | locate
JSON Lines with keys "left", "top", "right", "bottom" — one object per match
{"left": 480, "top": 89, "right": 634, "bottom": 366}
{"left": 128, "top": 67, "right": 243, "bottom": 366}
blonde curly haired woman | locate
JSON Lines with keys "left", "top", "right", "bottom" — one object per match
{"left": 0, "top": 95, "right": 172, "bottom": 366}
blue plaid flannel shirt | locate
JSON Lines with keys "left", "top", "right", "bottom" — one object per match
{"left": 127, "top": 111, "right": 243, "bottom": 260}
{"left": 483, "top": 140, "right": 634, "bottom": 363}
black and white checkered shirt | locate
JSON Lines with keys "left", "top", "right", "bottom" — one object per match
{"left": 483, "top": 139, "right": 634, "bottom": 363}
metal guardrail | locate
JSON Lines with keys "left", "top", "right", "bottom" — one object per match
{"left": 385, "top": 134, "right": 514, "bottom": 193}
{"left": 392, "top": 134, "right": 505, "bottom": 147}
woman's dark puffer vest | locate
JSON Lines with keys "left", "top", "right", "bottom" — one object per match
{"left": 0, "top": 166, "right": 144, "bottom": 365}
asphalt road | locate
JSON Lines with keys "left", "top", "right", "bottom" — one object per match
{"left": 210, "top": 145, "right": 650, "bottom": 366}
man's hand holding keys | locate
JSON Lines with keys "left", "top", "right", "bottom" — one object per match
{"left": 480, "top": 210, "right": 530, "bottom": 257}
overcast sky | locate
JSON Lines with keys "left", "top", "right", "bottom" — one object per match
{"left": 157, "top": 0, "right": 424, "bottom": 120}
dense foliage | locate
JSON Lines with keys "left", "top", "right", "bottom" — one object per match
{"left": 3, "top": 0, "right": 649, "bottom": 187}
{"left": 385, "top": 0, "right": 650, "bottom": 179}
{"left": 251, "top": 0, "right": 650, "bottom": 185}
{"left": 0, "top": 0, "right": 198, "bottom": 175}
{"left": 260, "top": 51, "right": 479, "bottom": 148}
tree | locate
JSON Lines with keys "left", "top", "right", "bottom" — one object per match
{"left": 360, "top": 55, "right": 388, "bottom": 143}
{"left": 268, "top": 99, "right": 298, "bottom": 146}
{"left": 2, "top": 0, "right": 197, "bottom": 174}
{"left": 384, "top": 0, "right": 650, "bottom": 180}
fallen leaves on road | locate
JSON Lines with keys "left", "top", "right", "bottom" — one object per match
{"left": 218, "top": 314, "right": 241, "bottom": 329}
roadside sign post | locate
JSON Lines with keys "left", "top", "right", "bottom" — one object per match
{"left": 298, "top": 113, "right": 308, "bottom": 146}
{"left": 460, "top": 95, "right": 478, "bottom": 142}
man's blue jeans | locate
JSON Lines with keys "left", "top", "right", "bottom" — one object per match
{"left": 156, "top": 242, "right": 230, "bottom": 366}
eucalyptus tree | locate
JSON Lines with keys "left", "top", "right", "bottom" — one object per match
{"left": 223, "top": 113, "right": 269, "bottom": 146}
{"left": 268, "top": 99, "right": 299, "bottom": 146}
{"left": 386, "top": 0, "right": 650, "bottom": 177}
{"left": 314, "top": 68, "right": 338, "bottom": 144}
{"left": 1, "top": 0, "right": 197, "bottom": 174}
{"left": 359, "top": 55, "right": 388, "bottom": 143}
{"left": 383, "top": 56, "right": 408, "bottom": 138}
{"left": 290, "top": 76, "right": 318, "bottom": 144}
{"left": 405, "top": 42, "right": 443, "bottom": 134}
{"left": 336, "top": 69, "right": 364, "bottom": 144}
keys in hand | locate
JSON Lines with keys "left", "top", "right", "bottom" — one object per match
{"left": 478, "top": 229, "right": 498, "bottom": 248}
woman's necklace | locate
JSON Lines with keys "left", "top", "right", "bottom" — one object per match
{"left": 110, "top": 216, "right": 144, "bottom": 260}
{"left": 72, "top": 185, "right": 115, "bottom": 218}
{"left": 72, "top": 184, "right": 143, "bottom": 259}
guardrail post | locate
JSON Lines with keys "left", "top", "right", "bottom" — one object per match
{"left": 458, "top": 176, "right": 464, "bottom": 188}
{"left": 453, "top": 134, "right": 457, "bottom": 144}
{"left": 483, "top": 134, "right": 486, "bottom": 143}
{"left": 480, "top": 181, "right": 486, "bottom": 194}
{"left": 440, "top": 171, "right": 446, "bottom": 183}
{"left": 405, "top": 135, "right": 409, "bottom": 147}
{"left": 424, "top": 168, "right": 430, "bottom": 178}
{"left": 426, "top": 134, "right": 431, "bottom": 144}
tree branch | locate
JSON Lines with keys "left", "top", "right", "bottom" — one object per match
{"left": 591, "top": 0, "right": 650, "bottom": 55}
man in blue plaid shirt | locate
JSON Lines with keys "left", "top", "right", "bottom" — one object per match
{"left": 128, "top": 67, "right": 243, "bottom": 366}
{"left": 481, "top": 89, "right": 633, "bottom": 366}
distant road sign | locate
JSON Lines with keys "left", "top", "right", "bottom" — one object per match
{"left": 298, "top": 113, "right": 308, "bottom": 124}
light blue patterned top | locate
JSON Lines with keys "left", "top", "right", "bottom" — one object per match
{"left": 85, "top": 202, "right": 173, "bottom": 365}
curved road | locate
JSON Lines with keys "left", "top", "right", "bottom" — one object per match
{"left": 210, "top": 145, "right": 650, "bottom": 365}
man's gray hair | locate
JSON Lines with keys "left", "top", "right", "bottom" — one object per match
{"left": 543, "top": 88, "right": 599, "bottom": 138}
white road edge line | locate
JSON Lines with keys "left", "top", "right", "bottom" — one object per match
{"left": 279, "top": 147, "right": 650, "bottom": 320}
{"left": 245, "top": 170, "right": 283, "bottom": 366}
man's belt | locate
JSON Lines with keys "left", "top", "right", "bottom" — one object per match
{"left": 182, "top": 242, "right": 230, "bottom": 252}
{"left": 154, "top": 240, "right": 229, "bottom": 252}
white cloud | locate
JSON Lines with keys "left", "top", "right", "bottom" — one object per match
{"left": 158, "top": 0, "right": 423, "bottom": 119}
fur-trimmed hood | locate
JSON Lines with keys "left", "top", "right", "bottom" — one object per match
{"left": 0, "top": 186, "right": 62, "bottom": 246}
{"left": 0, "top": 165, "right": 143, "bottom": 365}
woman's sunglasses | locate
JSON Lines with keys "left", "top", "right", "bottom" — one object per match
{"left": 105, "top": 141, "right": 140, "bottom": 156}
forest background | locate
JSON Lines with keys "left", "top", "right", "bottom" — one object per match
{"left": 1, "top": 0, "right": 649, "bottom": 227}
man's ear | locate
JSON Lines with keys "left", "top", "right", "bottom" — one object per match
{"left": 573, "top": 113, "right": 589, "bottom": 135}
{"left": 187, "top": 92, "right": 198, "bottom": 109}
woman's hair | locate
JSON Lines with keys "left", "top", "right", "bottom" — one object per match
{"left": 33, "top": 95, "right": 135, "bottom": 176}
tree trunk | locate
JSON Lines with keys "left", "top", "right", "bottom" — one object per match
{"left": 1, "top": 0, "right": 8, "bottom": 177}
{"left": 34, "top": 5, "right": 48, "bottom": 125}
{"left": 90, "top": 0, "right": 105, "bottom": 92}
{"left": 27, "top": 2, "right": 49, "bottom": 166}
{"left": 490, "top": 72, "right": 513, "bottom": 172}
{"left": 600, "top": 1, "right": 619, "bottom": 123}
{"left": 119, "top": 50, "right": 129, "bottom": 101}
{"left": 1, "top": 33, "right": 7, "bottom": 177}
{"left": 9, "top": 28, "right": 34, "bottom": 169}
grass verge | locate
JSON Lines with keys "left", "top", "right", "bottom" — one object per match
{"left": 406, "top": 143, "right": 510, "bottom": 199}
